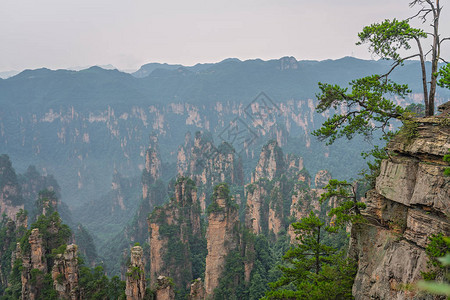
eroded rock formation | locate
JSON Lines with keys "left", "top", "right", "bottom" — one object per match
{"left": 0, "top": 155, "right": 24, "bottom": 221}
{"left": 142, "top": 135, "right": 162, "bottom": 203}
{"left": 51, "top": 244, "right": 80, "bottom": 300}
{"left": 125, "top": 245, "right": 146, "bottom": 300}
{"left": 154, "top": 276, "right": 175, "bottom": 300}
{"left": 189, "top": 278, "right": 205, "bottom": 300}
{"left": 176, "top": 132, "right": 243, "bottom": 211}
{"left": 147, "top": 177, "right": 203, "bottom": 290}
{"left": 351, "top": 117, "right": 450, "bottom": 300}
{"left": 246, "top": 141, "right": 322, "bottom": 239}
{"left": 21, "top": 228, "right": 47, "bottom": 300}
{"left": 204, "top": 184, "right": 240, "bottom": 297}
{"left": 252, "top": 140, "right": 285, "bottom": 183}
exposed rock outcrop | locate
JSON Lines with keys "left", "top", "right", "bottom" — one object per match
{"left": 142, "top": 135, "right": 162, "bottom": 203}
{"left": 189, "top": 278, "right": 205, "bottom": 300}
{"left": 204, "top": 184, "right": 240, "bottom": 297}
{"left": 125, "top": 245, "right": 146, "bottom": 300}
{"left": 147, "top": 177, "right": 203, "bottom": 291}
{"left": 252, "top": 140, "right": 285, "bottom": 183}
{"left": 245, "top": 183, "right": 267, "bottom": 235}
{"left": 19, "top": 165, "right": 61, "bottom": 216}
{"left": 351, "top": 117, "right": 450, "bottom": 300}
{"left": 124, "top": 136, "right": 166, "bottom": 249}
{"left": 0, "top": 211, "right": 27, "bottom": 288}
{"left": 314, "top": 169, "right": 331, "bottom": 189}
{"left": 51, "top": 244, "right": 79, "bottom": 300}
{"left": 36, "top": 189, "right": 59, "bottom": 217}
{"left": 176, "top": 132, "right": 243, "bottom": 210}
{"left": 155, "top": 276, "right": 175, "bottom": 300}
{"left": 21, "top": 228, "right": 47, "bottom": 300}
{"left": 246, "top": 141, "right": 287, "bottom": 237}
{"left": 0, "top": 154, "right": 24, "bottom": 221}
{"left": 246, "top": 141, "right": 322, "bottom": 240}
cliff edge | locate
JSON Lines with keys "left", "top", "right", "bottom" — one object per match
{"left": 350, "top": 117, "right": 450, "bottom": 299}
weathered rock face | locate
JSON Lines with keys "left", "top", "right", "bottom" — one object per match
{"left": 246, "top": 141, "right": 320, "bottom": 239}
{"left": 155, "top": 276, "right": 175, "bottom": 300}
{"left": 36, "top": 189, "right": 59, "bottom": 217}
{"left": 124, "top": 136, "right": 166, "bottom": 249}
{"left": 147, "top": 177, "right": 203, "bottom": 291}
{"left": 287, "top": 182, "right": 317, "bottom": 242}
{"left": 142, "top": 136, "right": 162, "bottom": 202}
{"left": 189, "top": 278, "right": 205, "bottom": 300}
{"left": 245, "top": 184, "right": 267, "bottom": 235}
{"left": 20, "top": 165, "right": 61, "bottom": 214}
{"left": 246, "top": 141, "right": 287, "bottom": 237}
{"left": 252, "top": 140, "right": 285, "bottom": 182}
{"left": 314, "top": 169, "right": 331, "bottom": 189}
{"left": 204, "top": 184, "right": 240, "bottom": 297}
{"left": 176, "top": 132, "right": 243, "bottom": 208}
{"left": 21, "top": 228, "right": 47, "bottom": 300}
{"left": 52, "top": 244, "right": 79, "bottom": 300}
{"left": 286, "top": 153, "right": 304, "bottom": 177}
{"left": 0, "top": 212, "right": 27, "bottom": 288}
{"left": 351, "top": 117, "right": 450, "bottom": 300}
{"left": 0, "top": 154, "right": 24, "bottom": 221}
{"left": 125, "top": 246, "right": 146, "bottom": 300}
{"left": 148, "top": 221, "right": 166, "bottom": 286}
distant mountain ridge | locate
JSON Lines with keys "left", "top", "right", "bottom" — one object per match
{"left": 3, "top": 56, "right": 448, "bottom": 109}
{"left": 0, "top": 56, "right": 448, "bottom": 208}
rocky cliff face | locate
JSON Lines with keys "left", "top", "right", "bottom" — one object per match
{"left": 51, "top": 244, "right": 80, "bottom": 300}
{"left": 21, "top": 228, "right": 47, "bottom": 300}
{"left": 176, "top": 132, "right": 243, "bottom": 211}
{"left": 19, "top": 165, "right": 60, "bottom": 215}
{"left": 252, "top": 140, "right": 285, "bottom": 183}
{"left": 204, "top": 184, "right": 240, "bottom": 297}
{"left": 36, "top": 189, "right": 59, "bottom": 217}
{"left": 127, "top": 136, "right": 166, "bottom": 246}
{"left": 154, "top": 276, "right": 175, "bottom": 300}
{"left": 351, "top": 117, "right": 450, "bottom": 300}
{"left": 189, "top": 279, "right": 205, "bottom": 300}
{"left": 125, "top": 245, "right": 146, "bottom": 300}
{"left": 142, "top": 136, "right": 162, "bottom": 203}
{"left": 0, "top": 212, "right": 27, "bottom": 289}
{"left": 0, "top": 155, "right": 24, "bottom": 221}
{"left": 245, "top": 141, "right": 322, "bottom": 239}
{"left": 246, "top": 141, "right": 286, "bottom": 237}
{"left": 147, "top": 177, "right": 203, "bottom": 291}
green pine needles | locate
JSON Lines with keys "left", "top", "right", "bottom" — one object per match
{"left": 263, "top": 211, "right": 356, "bottom": 299}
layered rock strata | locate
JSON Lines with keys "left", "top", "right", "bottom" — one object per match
{"left": 351, "top": 117, "right": 450, "bottom": 300}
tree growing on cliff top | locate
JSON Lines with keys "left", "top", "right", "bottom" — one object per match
{"left": 313, "top": 1, "right": 448, "bottom": 147}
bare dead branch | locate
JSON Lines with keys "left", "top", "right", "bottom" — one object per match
{"left": 440, "top": 37, "right": 450, "bottom": 44}
{"left": 379, "top": 54, "right": 421, "bottom": 79}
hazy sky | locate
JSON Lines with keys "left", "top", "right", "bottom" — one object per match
{"left": 1, "top": 0, "right": 449, "bottom": 72}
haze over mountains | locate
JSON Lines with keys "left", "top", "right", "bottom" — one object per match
{"left": 0, "top": 54, "right": 449, "bottom": 299}
{"left": 1, "top": 56, "right": 448, "bottom": 209}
